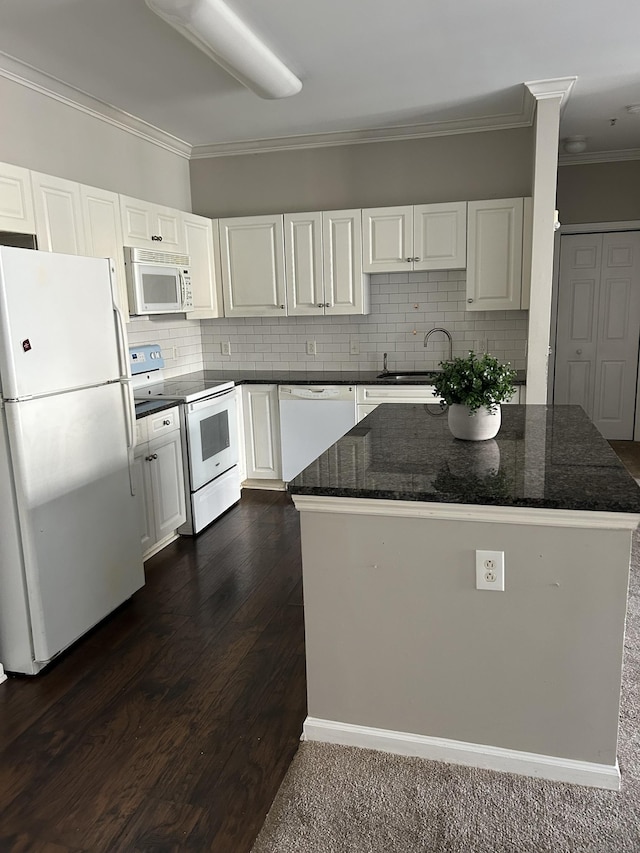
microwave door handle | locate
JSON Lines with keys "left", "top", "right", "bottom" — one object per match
{"left": 179, "top": 270, "right": 185, "bottom": 306}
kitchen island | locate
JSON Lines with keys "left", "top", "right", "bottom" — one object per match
{"left": 288, "top": 404, "right": 640, "bottom": 789}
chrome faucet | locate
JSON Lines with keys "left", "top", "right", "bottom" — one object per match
{"left": 423, "top": 327, "right": 453, "bottom": 363}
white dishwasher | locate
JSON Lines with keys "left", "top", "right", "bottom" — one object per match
{"left": 279, "top": 385, "right": 357, "bottom": 481}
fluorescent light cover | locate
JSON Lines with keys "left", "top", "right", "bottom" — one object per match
{"left": 146, "top": 0, "right": 302, "bottom": 99}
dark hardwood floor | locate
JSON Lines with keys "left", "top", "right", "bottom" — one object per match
{"left": 610, "top": 440, "right": 640, "bottom": 479}
{"left": 0, "top": 489, "right": 306, "bottom": 853}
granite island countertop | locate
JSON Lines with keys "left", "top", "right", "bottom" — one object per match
{"left": 288, "top": 404, "right": 640, "bottom": 515}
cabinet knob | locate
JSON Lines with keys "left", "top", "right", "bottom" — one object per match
{"left": 412, "top": 257, "right": 420, "bottom": 262}
{"left": 576, "top": 348, "right": 583, "bottom": 355}
{"left": 163, "top": 419, "right": 170, "bottom": 425}
{"left": 317, "top": 303, "right": 324, "bottom": 308}
{"left": 467, "top": 298, "right": 473, "bottom": 303}
{"left": 405, "top": 257, "right": 412, "bottom": 263}
{"left": 324, "top": 302, "right": 330, "bottom": 308}
{"left": 145, "top": 455, "right": 153, "bottom": 462}
{"left": 280, "top": 304, "right": 285, "bottom": 309}
{"left": 151, "top": 235, "right": 163, "bottom": 241}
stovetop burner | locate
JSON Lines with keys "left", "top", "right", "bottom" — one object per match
{"left": 129, "top": 345, "right": 234, "bottom": 403}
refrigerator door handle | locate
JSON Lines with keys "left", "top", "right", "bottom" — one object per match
{"left": 120, "top": 380, "right": 136, "bottom": 496}
{"left": 112, "top": 286, "right": 130, "bottom": 381}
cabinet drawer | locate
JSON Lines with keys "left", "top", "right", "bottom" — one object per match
{"left": 137, "top": 406, "right": 181, "bottom": 444}
{"left": 356, "top": 385, "right": 439, "bottom": 405}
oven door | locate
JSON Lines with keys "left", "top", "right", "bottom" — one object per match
{"left": 185, "top": 390, "right": 238, "bottom": 491}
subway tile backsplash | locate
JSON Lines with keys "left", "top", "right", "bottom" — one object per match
{"left": 200, "top": 273, "right": 528, "bottom": 372}
{"left": 126, "top": 272, "right": 528, "bottom": 375}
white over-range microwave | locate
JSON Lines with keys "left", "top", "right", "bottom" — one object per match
{"left": 124, "top": 246, "right": 193, "bottom": 315}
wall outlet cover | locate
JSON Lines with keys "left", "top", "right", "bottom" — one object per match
{"left": 221, "top": 341, "right": 231, "bottom": 356}
{"left": 475, "top": 550, "right": 505, "bottom": 591}
{"left": 306, "top": 340, "right": 317, "bottom": 356}
{"left": 350, "top": 340, "right": 360, "bottom": 355}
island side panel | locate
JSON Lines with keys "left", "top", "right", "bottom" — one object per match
{"left": 299, "top": 507, "right": 632, "bottom": 767}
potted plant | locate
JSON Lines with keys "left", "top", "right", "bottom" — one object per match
{"left": 432, "top": 352, "right": 517, "bottom": 440}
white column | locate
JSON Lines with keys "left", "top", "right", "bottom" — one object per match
{"left": 525, "top": 78, "right": 576, "bottom": 403}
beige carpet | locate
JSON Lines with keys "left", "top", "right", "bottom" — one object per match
{"left": 251, "top": 536, "right": 640, "bottom": 853}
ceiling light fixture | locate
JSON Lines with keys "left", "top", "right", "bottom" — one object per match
{"left": 562, "top": 135, "right": 587, "bottom": 154}
{"left": 145, "top": 0, "right": 302, "bottom": 99}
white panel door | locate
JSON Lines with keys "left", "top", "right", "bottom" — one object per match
{"left": 466, "top": 198, "right": 523, "bottom": 311}
{"left": 32, "top": 172, "right": 85, "bottom": 255}
{"left": 0, "top": 249, "right": 120, "bottom": 398}
{"left": 593, "top": 233, "right": 640, "bottom": 439}
{"left": 362, "top": 206, "right": 412, "bottom": 273}
{"left": 4, "top": 384, "right": 143, "bottom": 663}
{"left": 155, "top": 206, "right": 182, "bottom": 252}
{"left": 413, "top": 202, "right": 466, "bottom": 271}
{"left": 219, "top": 215, "right": 286, "bottom": 317}
{"left": 80, "top": 184, "right": 128, "bottom": 320}
{"left": 554, "top": 232, "right": 640, "bottom": 439}
{"left": 183, "top": 212, "right": 223, "bottom": 319}
{"left": 0, "top": 163, "right": 35, "bottom": 233}
{"left": 323, "top": 209, "right": 366, "bottom": 315}
{"left": 120, "top": 194, "right": 155, "bottom": 247}
{"left": 284, "top": 212, "right": 324, "bottom": 315}
{"left": 148, "top": 431, "right": 186, "bottom": 540}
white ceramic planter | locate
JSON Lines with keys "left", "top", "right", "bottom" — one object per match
{"left": 447, "top": 403, "right": 501, "bottom": 441}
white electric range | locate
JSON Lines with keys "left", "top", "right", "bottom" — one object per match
{"left": 130, "top": 344, "right": 240, "bottom": 535}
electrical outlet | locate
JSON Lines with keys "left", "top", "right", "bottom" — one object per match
{"left": 221, "top": 341, "right": 231, "bottom": 356}
{"left": 306, "top": 340, "right": 317, "bottom": 356}
{"left": 350, "top": 340, "right": 360, "bottom": 355}
{"left": 475, "top": 550, "right": 505, "bottom": 591}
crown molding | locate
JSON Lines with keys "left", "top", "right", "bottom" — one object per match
{"left": 525, "top": 77, "right": 577, "bottom": 109}
{"left": 191, "top": 89, "right": 536, "bottom": 158}
{"left": 559, "top": 147, "right": 640, "bottom": 165}
{"left": 0, "top": 52, "right": 192, "bottom": 159}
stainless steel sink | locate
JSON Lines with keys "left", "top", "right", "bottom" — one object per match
{"left": 376, "top": 370, "right": 442, "bottom": 381}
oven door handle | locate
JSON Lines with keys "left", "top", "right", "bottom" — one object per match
{"left": 187, "top": 388, "right": 235, "bottom": 413}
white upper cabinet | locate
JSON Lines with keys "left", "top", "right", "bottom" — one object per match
{"left": 284, "top": 212, "right": 324, "bottom": 315}
{"left": 182, "top": 212, "right": 223, "bottom": 319}
{"left": 363, "top": 203, "right": 466, "bottom": 273}
{"left": 466, "top": 198, "right": 525, "bottom": 311}
{"left": 413, "top": 202, "right": 466, "bottom": 270}
{"left": 0, "top": 163, "right": 35, "bottom": 234}
{"left": 323, "top": 209, "right": 368, "bottom": 315}
{"left": 119, "top": 194, "right": 183, "bottom": 252}
{"left": 219, "top": 214, "right": 287, "bottom": 317}
{"left": 362, "top": 206, "right": 412, "bottom": 273}
{"left": 79, "top": 184, "right": 129, "bottom": 320}
{"left": 32, "top": 172, "right": 86, "bottom": 255}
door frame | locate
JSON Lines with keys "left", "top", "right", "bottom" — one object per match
{"left": 552, "top": 220, "right": 640, "bottom": 439}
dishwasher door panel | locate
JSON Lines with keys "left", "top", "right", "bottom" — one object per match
{"left": 279, "top": 387, "right": 356, "bottom": 482}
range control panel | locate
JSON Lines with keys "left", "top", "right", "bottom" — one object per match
{"left": 129, "top": 344, "right": 165, "bottom": 376}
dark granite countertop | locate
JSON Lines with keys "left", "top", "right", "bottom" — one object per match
{"left": 181, "top": 369, "right": 527, "bottom": 387}
{"left": 288, "top": 404, "right": 640, "bottom": 514}
{"left": 135, "top": 399, "right": 179, "bottom": 420}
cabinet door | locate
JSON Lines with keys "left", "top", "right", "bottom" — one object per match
{"left": 219, "top": 215, "right": 286, "bottom": 317}
{"left": 362, "top": 206, "right": 412, "bottom": 273}
{"left": 466, "top": 198, "right": 523, "bottom": 311}
{"left": 32, "top": 172, "right": 86, "bottom": 255}
{"left": 284, "top": 212, "right": 324, "bottom": 315}
{"left": 120, "top": 196, "right": 183, "bottom": 252}
{"left": 323, "top": 209, "right": 368, "bottom": 315}
{"left": 242, "top": 385, "right": 281, "bottom": 479}
{"left": 413, "top": 202, "right": 466, "bottom": 271}
{"left": 148, "top": 431, "right": 186, "bottom": 541}
{"left": 0, "top": 162, "right": 35, "bottom": 233}
{"left": 183, "top": 212, "right": 223, "bottom": 318}
{"left": 133, "top": 446, "right": 155, "bottom": 555}
{"left": 80, "top": 184, "right": 129, "bottom": 320}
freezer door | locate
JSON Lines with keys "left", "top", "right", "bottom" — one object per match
{"left": 5, "top": 383, "right": 144, "bottom": 665}
{"left": 0, "top": 247, "right": 121, "bottom": 399}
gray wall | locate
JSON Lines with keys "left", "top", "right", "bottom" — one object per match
{"left": 0, "top": 75, "right": 192, "bottom": 210}
{"left": 300, "top": 507, "right": 630, "bottom": 766}
{"left": 557, "top": 161, "right": 640, "bottom": 225}
{"left": 190, "top": 128, "right": 534, "bottom": 218}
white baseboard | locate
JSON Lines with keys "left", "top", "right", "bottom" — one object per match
{"left": 302, "top": 717, "right": 620, "bottom": 790}
{"left": 241, "top": 479, "right": 287, "bottom": 491}
{"left": 0, "top": 663, "right": 7, "bottom": 684}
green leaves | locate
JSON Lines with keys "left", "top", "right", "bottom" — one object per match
{"left": 432, "top": 352, "right": 517, "bottom": 413}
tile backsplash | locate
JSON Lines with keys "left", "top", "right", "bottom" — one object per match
{"left": 126, "top": 272, "right": 528, "bottom": 374}
{"left": 127, "top": 315, "right": 203, "bottom": 378}
{"left": 201, "top": 272, "right": 528, "bottom": 372}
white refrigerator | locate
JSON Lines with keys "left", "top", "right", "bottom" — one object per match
{"left": 0, "top": 247, "right": 144, "bottom": 675}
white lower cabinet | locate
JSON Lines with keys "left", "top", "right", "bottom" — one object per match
{"left": 356, "top": 384, "right": 443, "bottom": 421}
{"left": 242, "top": 385, "right": 282, "bottom": 483}
{"left": 134, "top": 407, "right": 186, "bottom": 559}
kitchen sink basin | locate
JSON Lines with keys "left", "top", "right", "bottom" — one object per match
{"left": 376, "top": 370, "right": 442, "bottom": 381}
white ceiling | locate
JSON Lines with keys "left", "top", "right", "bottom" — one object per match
{"left": 1, "top": 0, "right": 640, "bottom": 159}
